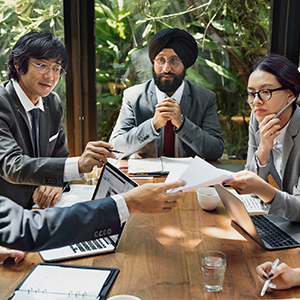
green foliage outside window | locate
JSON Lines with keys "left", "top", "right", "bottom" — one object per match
{"left": 94, "top": 0, "right": 270, "bottom": 158}
{"left": 0, "top": 0, "right": 270, "bottom": 158}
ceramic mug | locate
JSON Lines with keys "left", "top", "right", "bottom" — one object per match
{"left": 196, "top": 187, "right": 220, "bottom": 211}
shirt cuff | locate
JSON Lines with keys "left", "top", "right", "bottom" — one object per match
{"left": 150, "top": 118, "right": 161, "bottom": 136}
{"left": 255, "top": 151, "right": 269, "bottom": 167}
{"left": 64, "top": 157, "right": 83, "bottom": 182}
{"left": 111, "top": 194, "right": 130, "bottom": 224}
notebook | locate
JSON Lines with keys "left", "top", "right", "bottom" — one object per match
{"left": 9, "top": 263, "right": 119, "bottom": 300}
{"left": 214, "top": 184, "right": 300, "bottom": 250}
{"left": 39, "top": 162, "right": 138, "bottom": 262}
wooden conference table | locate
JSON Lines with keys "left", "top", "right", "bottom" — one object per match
{"left": 1, "top": 165, "right": 300, "bottom": 299}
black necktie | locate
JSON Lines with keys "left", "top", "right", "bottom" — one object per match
{"left": 29, "top": 108, "right": 40, "bottom": 157}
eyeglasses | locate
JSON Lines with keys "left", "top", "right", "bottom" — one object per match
{"left": 242, "top": 87, "right": 286, "bottom": 104}
{"left": 27, "top": 60, "right": 66, "bottom": 77}
{"left": 153, "top": 56, "right": 182, "bottom": 68}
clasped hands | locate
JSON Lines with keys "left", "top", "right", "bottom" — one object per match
{"left": 153, "top": 97, "right": 183, "bottom": 131}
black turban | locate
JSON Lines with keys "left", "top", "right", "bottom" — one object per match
{"left": 148, "top": 28, "right": 198, "bottom": 69}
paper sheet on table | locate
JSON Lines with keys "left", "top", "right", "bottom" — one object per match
{"left": 166, "top": 156, "right": 234, "bottom": 193}
{"left": 128, "top": 156, "right": 193, "bottom": 174}
{"left": 55, "top": 184, "right": 95, "bottom": 207}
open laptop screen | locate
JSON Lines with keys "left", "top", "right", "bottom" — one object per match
{"left": 92, "top": 162, "right": 138, "bottom": 200}
{"left": 92, "top": 162, "right": 138, "bottom": 244}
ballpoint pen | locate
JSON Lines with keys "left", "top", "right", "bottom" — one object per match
{"left": 260, "top": 258, "right": 280, "bottom": 296}
{"left": 271, "top": 97, "right": 297, "bottom": 120}
{"left": 107, "top": 149, "right": 125, "bottom": 154}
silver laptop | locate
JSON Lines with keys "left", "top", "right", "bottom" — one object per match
{"left": 214, "top": 184, "right": 300, "bottom": 250}
{"left": 40, "top": 162, "right": 138, "bottom": 262}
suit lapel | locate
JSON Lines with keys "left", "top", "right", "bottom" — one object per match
{"left": 148, "top": 80, "right": 160, "bottom": 156}
{"left": 149, "top": 79, "right": 158, "bottom": 113}
{"left": 179, "top": 80, "right": 191, "bottom": 117}
{"left": 281, "top": 107, "right": 300, "bottom": 182}
{"left": 5, "top": 81, "right": 34, "bottom": 147}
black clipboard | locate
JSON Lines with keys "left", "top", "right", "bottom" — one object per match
{"left": 9, "top": 262, "right": 119, "bottom": 299}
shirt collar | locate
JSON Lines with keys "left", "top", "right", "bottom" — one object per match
{"left": 12, "top": 79, "right": 44, "bottom": 112}
{"left": 155, "top": 80, "right": 185, "bottom": 103}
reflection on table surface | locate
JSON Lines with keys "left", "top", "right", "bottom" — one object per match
{"left": 1, "top": 170, "right": 300, "bottom": 299}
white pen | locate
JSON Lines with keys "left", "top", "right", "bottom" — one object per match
{"left": 260, "top": 258, "right": 280, "bottom": 296}
{"left": 271, "top": 97, "right": 297, "bottom": 120}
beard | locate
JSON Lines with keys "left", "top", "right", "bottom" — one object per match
{"left": 153, "top": 68, "right": 186, "bottom": 94}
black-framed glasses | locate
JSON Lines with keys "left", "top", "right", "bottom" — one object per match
{"left": 153, "top": 56, "right": 182, "bottom": 68}
{"left": 242, "top": 87, "right": 286, "bottom": 104}
{"left": 28, "top": 60, "right": 66, "bottom": 77}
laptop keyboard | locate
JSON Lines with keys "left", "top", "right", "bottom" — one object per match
{"left": 70, "top": 238, "right": 108, "bottom": 253}
{"left": 251, "top": 214, "right": 300, "bottom": 248}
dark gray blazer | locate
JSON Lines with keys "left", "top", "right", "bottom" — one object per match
{"left": 0, "top": 81, "right": 69, "bottom": 208}
{"left": 109, "top": 79, "right": 224, "bottom": 160}
{"left": 246, "top": 105, "right": 300, "bottom": 222}
{"left": 0, "top": 196, "right": 121, "bottom": 252}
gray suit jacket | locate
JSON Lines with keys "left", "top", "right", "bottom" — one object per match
{"left": 0, "top": 81, "right": 69, "bottom": 208}
{"left": 109, "top": 79, "right": 224, "bottom": 160}
{"left": 0, "top": 196, "right": 121, "bottom": 252}
{"left": 246, "top": 105, "right": 300, "bottom": 222}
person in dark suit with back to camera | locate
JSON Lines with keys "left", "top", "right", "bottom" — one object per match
{"left": 0, "top": 179, "right": 186, "bottom": 262}
{"left": 0, "top": 31, "right": 117, "bottom": 210}
{"left": 109, "top": 28, "right": 224, "bottom": 160}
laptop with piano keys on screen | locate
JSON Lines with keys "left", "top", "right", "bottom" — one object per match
{"left": 39, "top": 162, "right": 138, "bottom": 262}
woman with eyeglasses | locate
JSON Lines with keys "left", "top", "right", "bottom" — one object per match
{"left": 224, "top": 53, "right": 300, "bottom": 222}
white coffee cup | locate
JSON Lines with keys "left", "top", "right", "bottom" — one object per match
{"left": 107, "top": 295, "right": 141, "bottom": 300}
{"left": 196, "top": 187, "right": 220, "bottom": 211}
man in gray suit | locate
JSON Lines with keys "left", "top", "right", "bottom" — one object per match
{"left": 110, "top": 28, "right": 224, "bottom": 160}
{"left": 0, "top": 31, "right": 115, "bottom": 210}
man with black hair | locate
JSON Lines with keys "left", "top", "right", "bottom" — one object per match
{"left": 110, "top": 28, "right": 224, "bottom": 160}
{"left": 0, "top": 31, "right": 116, "bottom": 209}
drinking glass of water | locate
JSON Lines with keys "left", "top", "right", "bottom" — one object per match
{"left": 201, "top": 250, "right": 227, "bottom": 292}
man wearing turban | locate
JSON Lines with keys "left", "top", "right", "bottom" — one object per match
{"left": 110, "top": 28, "right": 224, "bottom": 160}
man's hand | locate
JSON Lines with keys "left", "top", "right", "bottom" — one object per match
{"left": 78, "top": 141, "right": 116, "bottom": 173}
{"left": 122, "top": 180, "right": 186, "bottom": 214}
{"left": 256, "top": 261, "right": 300, "bottom": 292}
{"left": 0, "top": 246, "right": 27, "bottom": 265}
{"left": 152, "top": 109, "right": 170, "bottom": 131}
{"left": 155, "top": 97, "right": 182, "bottom": 129}
{"left": 33, "top": 186, "right": 63, "bottom": 208}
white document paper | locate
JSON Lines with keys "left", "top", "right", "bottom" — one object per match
{"left": 166, "top": 156, "right": 234, "bottom": 193}
{"left": 229, "top": 189, "right": 268, "bottom": 213}
{"left": 55, "top": 185, "right": 95, "bottom": 207}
